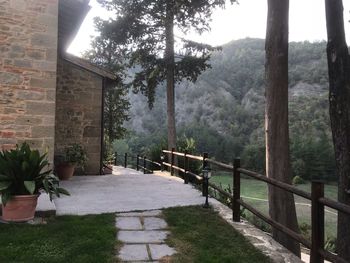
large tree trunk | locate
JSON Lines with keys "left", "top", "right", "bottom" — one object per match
{"left": 265, "top": 0, "right": 300, "bottom": 256}
{"left": 324, "top": 1, "right": 350, "bottom": 261}
{"left": 165, "top": 1, "right": 176, "bottom": 150}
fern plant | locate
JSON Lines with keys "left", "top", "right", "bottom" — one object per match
{"left": 0, "top": 143, "right": 69, "bottom": 205}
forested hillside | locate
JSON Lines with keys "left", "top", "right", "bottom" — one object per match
{"left": 121, "top": 38, "right": 335, "bottom": 181}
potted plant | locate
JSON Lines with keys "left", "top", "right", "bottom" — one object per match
{"left": 55, "top": 144, "right": 87, "bottom": 180}
{"left": 103, "top": 149, "right": 115, "bottom": 174}
{"left": 0, "top": 142, "right": 69, "bottom": 222}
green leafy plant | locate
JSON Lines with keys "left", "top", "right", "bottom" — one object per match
{"left": 0, "top": 143, "right": 69, "bottom": 205}
{"left": 64, "top": 144, "right": 87, "bottom": 167}
{"left": 299, "top": 222, "right": 311, "bottom": 240}
{"left": 325, "top": 236, "right": 337, "bottom": 253}
{"left": 292, "top": 175, "right": 305, "bottom": 185}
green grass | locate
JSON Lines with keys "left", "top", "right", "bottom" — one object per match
{"left": 211, "top": 174, "right": 338, "bottom": 200}
{"left": 211, "top": 174, "right": 338, "bottom": 238}
{"left": 163, "top": 206, "right": 272, "bottom": 263}
{"left": 0, "top": 214, "right": 117, "bottom": 263}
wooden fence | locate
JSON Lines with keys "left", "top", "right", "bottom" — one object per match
{"left": 114, "top": 152, "right": 160, "bottom": 174}
{"left": 114, "top": 149, "right": 350, "bottom": 263}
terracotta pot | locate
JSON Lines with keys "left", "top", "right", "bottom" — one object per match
{"left": 2, "top": 195, "right": 39, "bottom": 222}
{"left": 56, "top": 163, "right": 75, "bottom": 180}
{"left": 103, "top": 165, "right": 113, "bottom": 174}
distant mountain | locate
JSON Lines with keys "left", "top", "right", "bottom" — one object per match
{"left": 126, "top": 38, "right": 329, "bottom": 135}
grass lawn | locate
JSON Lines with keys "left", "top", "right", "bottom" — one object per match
{"left": 163, "top": 206, "right": 272, "bottom": 263}
{"left": 211, "top": 173, "right": 338, "bottom": 238}
{"left": 0, "top": 214, "right": 117, "bottom": 263}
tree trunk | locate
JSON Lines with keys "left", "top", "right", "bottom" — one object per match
{"left": 265, "top": 0, "right": 301, "bottom": 256}
{"left": 324, "top": 1, "right": 350, "bottom": 261}
{"left": 165, "top": 1, "right": 176, "bottom": 150}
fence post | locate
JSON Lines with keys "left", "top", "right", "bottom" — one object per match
{"left": 233, "top": 158, "right": 241, "bottom": 222}
{"left": 184, "top": 150, "right": 188, "bottom": 184}
{"left": 124, "top": 153, "right": 128, "bottom": 168}
{"left": 114, "top": 152, "right": 117, "bottom": 165}
{"left": 171, "top": 147, "right": 175, "bottom": 176}
{"left": 202, "top": 152, "right": 209, "bottom": 196}
{"left": 310, "top": 181, "right": 325, "bottom": 263}
{"left": 143, "top": 156, "right": 146, "bottom": 174}
{"left": 136, "top": 154, "right": 139, "bottom": 171}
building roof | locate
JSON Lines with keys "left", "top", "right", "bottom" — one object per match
{"left": 58, "top": 0, "right": 116, "bottom": 81}
{"left": 58, "top": 0, "right": 91, "bottom": 52}
{"left": 62, "top": 52, "right": 117, "bottom": 80}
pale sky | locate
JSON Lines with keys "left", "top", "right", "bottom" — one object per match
{"left": 68, "top": 0, "right": 350, "bottom": 56}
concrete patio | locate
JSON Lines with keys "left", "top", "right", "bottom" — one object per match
{"left": 52, "top": 166, "right": 205, "bottom": 215}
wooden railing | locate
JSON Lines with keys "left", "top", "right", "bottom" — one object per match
{"left": 112, "top": 149, "right": 350, "bottom": 263}
{"left": 114, "top": 152, "right": 161, "bottom": 174}
{"left": 159, "top": 149, "right": 350, "bottom": 263}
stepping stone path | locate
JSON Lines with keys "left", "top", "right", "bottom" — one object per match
{"left": 116, "top": 210, "right": 176, "bottom": 262}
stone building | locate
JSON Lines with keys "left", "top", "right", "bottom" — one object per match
{"left": 0, "top": 0, "right": 116, "bottom": 174}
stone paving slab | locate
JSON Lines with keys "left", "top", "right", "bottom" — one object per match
{"left": 118, "top": 230, "right": 169, "bottom": 243}
{"left": 116, "top": 209, "right": 177, "bottom": 262}
{"left": 116, "top": 217, "right": 142, "bottom": 230}
{"left": 54, "top": 168, "right": 204, "bottom": 215}
{"left": 118, "top": 210, "right": 162, "bottom": 217}
{"left": 143, "top": 217, "right": 168, "bottom": 230}
{"left": 149, "top": 244, "right": 176, "bottom": 260}
{"left": 119, "top": 244, "right": 149, "bottom": 261}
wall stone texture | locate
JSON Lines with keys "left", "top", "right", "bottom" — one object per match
{"left": 55, "top": 58, "right": 102, "bottom": 175}
{"left": 0, "top": 0, "right": 58, "bottom": 163}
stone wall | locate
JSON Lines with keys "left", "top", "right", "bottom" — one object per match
{"left": 55, "top": 58, "right": 102, "bottom": 175}
{"left": 0, "top": 0, "right": 58, "bottom": 163}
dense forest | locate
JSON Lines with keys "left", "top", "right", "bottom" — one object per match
{"left": 116, "top": 38, "right": 335, "bottom": 182}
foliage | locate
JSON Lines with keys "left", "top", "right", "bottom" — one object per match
{"left": 113, "top": 139, "right": 130, "bottom": 156}
{"left": 0, "top": 143, "right": 69, "bottom": 205}
{"left": 0, "top": 214, "right": 116, "bottom": 263}
{"left": 64, "top": 144, "right": 88, "bottom": 168}
{"left": 94, "top": 0, "right": 235, "bottom": 107}
{"left": 249, "top": 214, "right": 272, "bottom": 233}
{"left": 104, "top": 150, "right": 115, "bottom": 165}
{"left": 125, "top": 38, "right": 336, "bottom": 182}
{"left": 292, "top": 176, "right": 305, "bottom": 185}
{"left": 209, "top": 182, "right": 232, "bottom": 207}
{"left": 325, "top": 236, "right": 337, "bottom": 253}
{"left": 299, "top": 222, "right": 311, "bottom": 240}
{"left": 104, "top": 87, "right": 130, "bottom": 142}
{"left": 84, "top": 34, "right": 130, "bottom": 154}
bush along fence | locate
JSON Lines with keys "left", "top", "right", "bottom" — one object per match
{"left": 114, "top": 149, "right": 350, "bottom": 263}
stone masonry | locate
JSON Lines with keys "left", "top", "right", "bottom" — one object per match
{"left": 55, "top": 58, "right": 103, "bottom": 174}
{"left": 0, "top": 0, "right": 58, "bottom": 163}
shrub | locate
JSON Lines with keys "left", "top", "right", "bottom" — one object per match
{"left": 299, "top": 222, "right": 311, "bottom": 240}
{"left": 64, "top": 144, "right": 87, "bottom": 167}
{"left": 292, "top": 175, "right": 305, "bottom": 185}
{"left": 325, "top": 236, "right": 337, "bottom": 253}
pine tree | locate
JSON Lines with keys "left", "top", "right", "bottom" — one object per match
{"left": 84, "top": 40, "right": 131, "bottom": 143}
{"left": 324, "top": 0, "right": 350, "bottom": 260}
{"left": 265, "top": 0, "right": 301, "bottom": 256}
{"left": 94, "top": 0, "right": 234, "bottom": 150}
